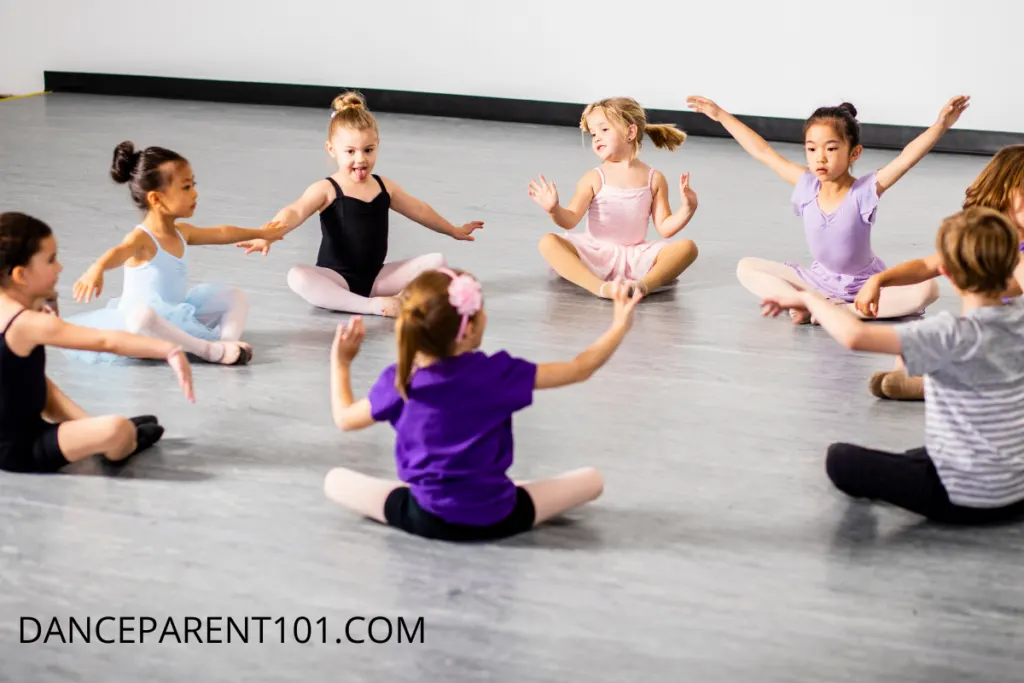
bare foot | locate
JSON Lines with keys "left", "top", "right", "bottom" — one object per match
{"left": 217, "top": 341, "right": 253, "bottom": 365}
{"left": 789, "top": 308, "right": 813, "bottom": 325}
{"left": 627, "top": 280, "right": 649, "bottom": 299}
{"left": 374, "top": 296, "right": 400, "bottom": 317}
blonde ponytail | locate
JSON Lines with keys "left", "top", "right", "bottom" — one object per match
{"left": 580, "top": 97, "right": 685, "bottom": 158}
{"left": 645, "top": 124, "right": 686, "bottom": 151}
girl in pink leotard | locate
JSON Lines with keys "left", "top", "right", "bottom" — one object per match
{"left": 528, "top": 97, "right": 699, "bottom": 299}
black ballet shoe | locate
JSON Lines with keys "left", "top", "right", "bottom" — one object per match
{"left": 129, "top": 423, "right": 165, "bottom": 456}
{"left": 130, "top": 415, "right": 159, "bottom": 427}
{"left": 229, "top": 345, "right": 253, "bottom": 366}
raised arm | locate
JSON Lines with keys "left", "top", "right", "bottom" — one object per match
{"left": 687, "top": 96, "right": 806, "bottom": 185}
{"left": 330, "top": 317, "right": 376, "bottom": 432}
{"left": 528, "top": 171, "right": 597, "bottom": 231}
{"left": 651, "top": 171, "right": 698, "bottom": 238}
{"left": 535, "top": 282, "right": 640, "bottom": 389}
{"left": 875, "top": 96, "right": 969, "bottom": 195}
{"left": 384, "top": 178, "right": 484, "bottom": 242}
{"left": 15, "top": 312, "right": 194, "bottom": 402}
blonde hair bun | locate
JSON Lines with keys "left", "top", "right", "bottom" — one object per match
{"left": 332, "top": 91, "right": 367, "bottom": 113}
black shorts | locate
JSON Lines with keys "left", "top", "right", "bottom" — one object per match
{"left": 384, "top": 487, "right": 536, "bottom": 542}
{"left": 0, "top": 421, "right": 68, "bottom": 474}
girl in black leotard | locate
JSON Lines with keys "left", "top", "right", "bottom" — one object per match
{"left": 0, "top": 213, "right": 195, "bottom": 473}
{"left": 239, "top": 92, "right": 484, "bottom": 317}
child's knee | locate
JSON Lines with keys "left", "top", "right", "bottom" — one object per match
{"left": 105, "top": 416, "right": 136, "bottom": 452}
{"left": 537, "top": 233, "right": 561, "bottom": 255}
{"left": 735, "top": 256, "right": 757, "bottom": 278}
{"left": 423, "top": 253, "right": 446, "bottom": 270}
{"left": 124, "top": 306, "right": 158, "bottom": 334}
{"left": 679, "top": 239, "right": 698, "bottom": 261}
{"left": 923, "top": 279, "right": 940, "bottom": 305}
{"left": 583, "top": 467, "right": 604, "bottom": 499}
{"left": 825, "top": 443, "right": 855, "bottom": 491}
{"left": 287, "top": 265, "right": 313, "bottom": 295}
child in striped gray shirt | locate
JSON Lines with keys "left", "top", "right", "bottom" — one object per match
{"left": 762, "top": 207, "right": 1024, "bottom": 523}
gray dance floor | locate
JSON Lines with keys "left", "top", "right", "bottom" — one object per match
{"left": 1, "top": 94, "right": 1020, "bottom": 682}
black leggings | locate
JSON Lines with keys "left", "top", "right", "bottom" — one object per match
{"left": 826, "top": 443, "right": 1024, "bottom": 524}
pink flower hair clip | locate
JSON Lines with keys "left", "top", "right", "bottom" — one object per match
{"left": 437, "top": 267, "right": 482, "bottom": 342}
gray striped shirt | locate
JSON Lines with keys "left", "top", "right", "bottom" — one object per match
{"left": 897, "top": 299, "right": 1024, "bottom": 508}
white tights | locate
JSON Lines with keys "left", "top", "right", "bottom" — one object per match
{"left": 287, "top": 253, "right": 447, "bottom": 315}
{"left": 124, "top": 288, "right": 249, "bottom": 364}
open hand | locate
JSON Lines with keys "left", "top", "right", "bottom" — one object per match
{"left": 609, "top": 279, "right": 643, "bottom": 331}
{"left": 760, "top": 292, "right": 808, "bottom": 317}
{"left": 686, "top": 96, "right": 724, "bottom": 122}
{"left": 936, "top": 95, "right": 970, "bottom": 130}
{"left": 528, "top": 175, "right": 559, "bottom": 213}
{"left": 679, "top": 172, "right": 698, "bottom": 213}
{"left": 73, "top": 269, "right": 103, "bottom": 303}
{"left": 853, "top": 277, "right": 882, "bottom": 317}
{"left": 237, "top": 239, "right": 273, "bottom": 256}
{"left": 166, "top": 348, "right": 195, "bottom": 404}
{"left": 451, "top": 221, "right": 484, "bottom": 241}
{"left": 332, "top": 316, "right": 365, "bottom": 364}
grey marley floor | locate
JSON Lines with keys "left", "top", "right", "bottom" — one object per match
{"left": 1, "top": 94, "right": 1021, "bottom": 682}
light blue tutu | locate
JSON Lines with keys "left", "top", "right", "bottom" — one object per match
{"left": 61, "top": 225, "right": 234, "bottom": 365}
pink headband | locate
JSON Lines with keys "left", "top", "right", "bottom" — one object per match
{"left": 437, "top": 267, "right": 482, "bottom": 342}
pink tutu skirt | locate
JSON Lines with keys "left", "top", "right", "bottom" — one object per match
{"left": 563, "top": 233, "right": 667, "bottom": 281}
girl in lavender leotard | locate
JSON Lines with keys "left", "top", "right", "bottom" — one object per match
{"left": 527, "top": 97, "right": 699, "bottom": 299}
{"left": 686, "top": 94, "right": 971, "bottom": 324}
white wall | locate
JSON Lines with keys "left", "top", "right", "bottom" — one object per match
{"left": 3, "top": 0, "right": 1021, "bottom": 133}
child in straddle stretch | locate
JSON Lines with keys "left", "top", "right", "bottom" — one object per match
{"left": 856, "top": 145, "right": 1024, "bottom": 400}
{"left": 241, "top": 92, "right": 483, "bottom": 317}
{"left": 687, "top": 95, "right": 970, "bottom": 323}
{"left": 529, "top": 97, "right": 699, "bottom": 299}
{"left": 323, "top": 268, "right": 642, "bottom": 542}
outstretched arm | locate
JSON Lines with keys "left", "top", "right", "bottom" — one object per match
{"left": 43, "top": 377, "right": 89, "bottom": 422}
{"left": 854, "top": 252, "right": 942, "bottom": 317}
{"left": 762, "top": 290, "right": 903, "bottom": 354}
{"left": 875, "top": 96, "right": 969, "bottom": 195}
{"left": 179, "top": 220, "right": 288, "bottom": 247}
{"left": 15, "top": 312, "right": 194, "bottom": 402}
{"left": 651, "top": 172, "right": 698, "bottom": 239}
{"left": 330, "top": 317, "right": 376, "bottom": 432}
{"left": 237, "top": 180, "right": 331, "bottom": 255}
{"left": 385, "top": 179, "right": 484, "bottom": 241}
{"left": 687, "top": 96, "right": 806, "bottom": 185}
{"left": 73, "top": 229, "right": 147, "bottom": 302}
{"left": 528, "top": 172, "right": 597, "bottom": 230}
{"left": 535, "top": 282, "right": 641, "bottom": 389}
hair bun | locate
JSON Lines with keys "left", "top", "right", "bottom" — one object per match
{"left": 331, "top": 92, "right": 367, "bottom": 113}
{"left": 838, "top": 102, "right": 858, "bottom": 118}
{"left": 110, "top": 141, "right": 140, "bottom": 184}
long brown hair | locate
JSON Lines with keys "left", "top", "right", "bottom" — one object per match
{"left": 963, "top": 145, "right": 1024, "bottom": 214}
{"left": 580, "top": 97, "right": 686, "bottom": 157}
{"left": 395, "top": 269, "right": 481, "bottom": 398}
{"left": 327, "top": 91, "right": 379, "bottom": 141}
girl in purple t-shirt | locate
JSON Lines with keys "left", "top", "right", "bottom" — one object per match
{"left": 686, "top": 94, "right": 970, "bottom": 324}
{"left": 322, "top": 268, "right": 641, "bottom": 542}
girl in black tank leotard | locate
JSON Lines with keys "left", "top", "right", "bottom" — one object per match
{"left": 0, "top": 212, "right": 195, "bottom": 473}
{"left": 240, "top": 91, "right": 484, "bottom": 317}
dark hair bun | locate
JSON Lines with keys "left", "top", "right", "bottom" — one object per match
{"left": 838, "top": 102, "right": 858, "bottom": 118}
{"left": 110, "top": 141, "right": 140, "bottom": 184}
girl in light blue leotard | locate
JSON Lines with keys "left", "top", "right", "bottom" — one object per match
{"left": 63, "top": 141, "right": 287, "bottom": 365}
